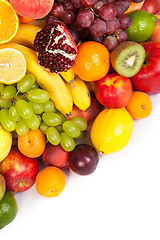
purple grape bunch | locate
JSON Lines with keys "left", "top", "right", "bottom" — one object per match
{"left": 47, "top": 0, "right": 132, "bottom": 51}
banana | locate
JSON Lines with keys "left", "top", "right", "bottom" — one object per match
{"left": 0, "top": 43, "right": 73, "bottom": 116}
{"left": 11, "top": 23, "right": 77, "bottom": 83}
{"left": 60, "top": 67, "right": 76, "bottom": 83}
{"left": 11, "top": 23, "right": 42, "bottom": 49}
{"left": 65, "top": 76, "right": 91, "bottom": 111}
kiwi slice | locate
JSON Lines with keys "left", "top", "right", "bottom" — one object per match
{"left": 111, "top": 41, "right": 145, "bottom": 77}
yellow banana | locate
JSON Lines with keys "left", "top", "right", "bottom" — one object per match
{"left": 60, "top": 67, "right": 76, "bottom": 83}
{"left": 0, "top": 43, "right": 73, "bottom": 116}
{"left": 11, "top": 23, "right": 77, "bottom": 83}
{"left": 11, "top": 23, "right": 42, "bottom": 49}
{"left": 65, "top": 76, "right": 91, "bottom": 111}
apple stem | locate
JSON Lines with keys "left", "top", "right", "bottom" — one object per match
{"left": 13, "top": 182, "right": 21, "bottom": 196}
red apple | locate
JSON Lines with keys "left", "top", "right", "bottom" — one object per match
{"left": 67, "top": 96, "right": 100, "bottom": 130}
{"left": 42, "top": 143, "right": 70, "bottom": 169}
{"left": 0, "top": 147, "right": 39, "bottom": 192}
{"left": 150, "top": 16, "right": 160, "bottom": 42}
{"left": 141, "top": 0, "right": 160, "bottom": 14}
{"left": 94, "top": 72, "right": 133, "bottom": 108}
{"left": 130, "top": 41, "right": 160, "bottom": 95}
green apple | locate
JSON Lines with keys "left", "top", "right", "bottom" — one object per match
{"left": 0, "top": 124, "right": 12, "bottom": 162}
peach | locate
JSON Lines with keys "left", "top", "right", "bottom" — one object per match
{"left": 150, "top": 17, "right": 160, "bottom": 42}
{"left": 9, "top": 0, "right": 54, "bottom": 19}
{"left": 125, "top": 0, "right": 145, "bottom": 14}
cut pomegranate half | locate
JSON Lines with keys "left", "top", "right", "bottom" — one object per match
{"left": 34, "top": 22, "right": 78, "bottom": 73}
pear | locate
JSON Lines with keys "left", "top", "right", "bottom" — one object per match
{"left": 0, "top": 174, "right": 6, "bottom": 200}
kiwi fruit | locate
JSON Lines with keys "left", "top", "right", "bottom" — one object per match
{"left": 0, "top": 174, "right": 6, "bottom": 200}
{"left": 111, "top": 41, "right": 145, "bottom": 77}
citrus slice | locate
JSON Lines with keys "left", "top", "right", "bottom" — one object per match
{"left": 0, "top": 48, "right": 27, "bottom": 84}
{"left": 0, "top": 0, "right": 19, "bottom": 44}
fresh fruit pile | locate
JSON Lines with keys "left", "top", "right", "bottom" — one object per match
{"left": 0, "top": 0, "right": 160, "bottom": 229}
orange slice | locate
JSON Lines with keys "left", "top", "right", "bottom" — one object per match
{"left": 0, "top": 0, "right": 19, "bottom": 44}
{"left": 0, "top": 48, "right": 27, "bottom": 84}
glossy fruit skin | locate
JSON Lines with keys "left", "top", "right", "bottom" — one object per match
{"left": 94, "top": 72, "right": 133, "bottom": 108}
{"left": 0, "top": 147, "right": 39, "bottom": 192}
{"left": 42, "top": 143, "right": 70, "bottom": 169}
{"left": 141, "top": 0, "right": 160, "bottom": 14}
{"left": 69, "top": 144, "right": 99, "bottom": 175}
{"left": 130, "top": 41, "right": 160, "bottom": 94}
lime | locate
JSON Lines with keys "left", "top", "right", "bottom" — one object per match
{"left": 0, "top": 190, "right": 18, "bottom": 229}
{"left": 126, "top": 10, "right": 157, "bottom": 42}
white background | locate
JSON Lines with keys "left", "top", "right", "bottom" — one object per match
{"left": 1, "top": 93, "right": 160, "bottom": 240}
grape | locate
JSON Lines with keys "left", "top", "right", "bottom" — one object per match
{"left": 81, "top": 0, "right": 98, "bottom": 7}
{"left": 89, "top": 18, "right": 107, "bottom": 37}
{"left": 16, "top": 118, "right": 29, "bottom": 135}
{"left": 88, "top": 34, "right": 103, "bottom": 42}
{"left": 115, "top": 29, "right": 128, "bottom": 43}
{"left": 40, "top": 122, "right": 49, "bottom": 134}
{"left": 69, "top": 144, "right": 99, "bottom": 175}
{"left": 69, "top": 30, "right": 80, "bottom": 45}
{"left": 117, "top": 14, "right": 131, "bottom": 30}
{"left": 17, "top": 73, "right": 35, "bottom": 93}
{"left": 25, "top": 113, "right": 41, "bottom": 129}
{"left": 9, "top": 106, "right": 21, "bottom": 121}
{"left": 1, "top": 85, "right": 16, "bottom": 100}
{"left": 71, "top": 0, "right": 83, "bottom": 8}
{"left": 105, "top": 18, "right": 120, "bottom": 34}
{"left": 114, "top": 2, "right": 126, "bottom": 16}
{"left": 70, "top": 117, "right": 87, "bottom": 131}
{"left": 43, "top": 100, "right": 55, "bottom": 112}
{"left": 56, "top": 112, "right": 67, "bottom": 123}
{"left": 76, "top": 9, "right": 94, "bottom": 28}
{"left": 100, "top": 3, "right": 117, "bottom": 21}
{"left": 31, "top": 82, "right": 39, "bottom": 89}
{"left": 103, "top": 35, "right": 118, "bottom": 51}
{"left": 62, "top": 120, "right": 81, "bottom": 138}
{"left": 42, "top": 112, "right": 62, "bottom": 126}
{"left": 0, "top": 83, "right": 4, "bottom": 93}
{"left": 118, "top": 0, "right": 130, "bottom": 11}
{"left": 46, "top": 15, "right": 59, "bottom": 26}
{"left": 0, "top": 99, "right": 12, "bottom": 108}
{"left": 0, "top": 108, "right": 16, "bottom": 132}
{"left": 29, "top": 101, "right": 44, "bottom": 114}
{"left": 50, "top": 3, "right": 64, "bottom": 18}
{"left": 60, "top": 132, "right": 75, "bottom": 151}
{"left": 15, "top": 99, "right": 33, "bottom": 119}
{"left": 46, "top": 127, "right": 61, "bottom": 145}
{"left": 60, "top": 10, "right": 75, "bottom": 24}
{"left": 63, "top": 0, "right": 76, "bottom": 12}
{"left": 93, "top": 0, "right": 107, "bottom": 13}
{"left": 27, "top": 89, "right": 50, "bottom": 103}
{"left": 56, "top": 125, "right": 63, "bottom": 134}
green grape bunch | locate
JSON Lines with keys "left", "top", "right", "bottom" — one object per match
{"left": 0, "top": 73, "right": 87, "bottom": 152}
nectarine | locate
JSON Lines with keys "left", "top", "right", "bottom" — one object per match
{"left": 10, "top": 0, "right": 54, "bottom": 19}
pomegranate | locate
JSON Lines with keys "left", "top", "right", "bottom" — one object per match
{"left": 34, "top": 21, "right": 78, "bottom": 73}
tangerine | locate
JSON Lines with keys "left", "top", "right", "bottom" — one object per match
{"left": 73, "top": 41, "right": 110, "bottom": 82}
{"left": 126, "top": 91, "right": 152, "bottom": 119}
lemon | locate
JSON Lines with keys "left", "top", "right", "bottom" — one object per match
{"left": 0, "top": 124, "right": 12, "bottom": 162}
{"left": 90, "top": 108, "right": 133, "bottom": 154}
{"left": 126, "top": 10, "right": 157, "bottom": 42}
{"left": 0, "top": 48, "right": 27, "bottom": 84}
{"left": 0, "top": 190, "right": 18, "bottom": 229}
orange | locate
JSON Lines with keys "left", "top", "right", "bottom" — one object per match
{"left": 36, "top": 166, "right": 66, "bottom": 198}
{"left": 126, "top": 91, "right": 152, "bottom": 119}
{"left": 18, "top": 15, "right": 35, "bottom": 24}
{"left": 18, "top": 128, "right": 46, "bottom": 158}
{"left": 73, "top": 41, "right": 110, "bottom": 82}
{"left": 0, "top": 0, "right": 19, "bottom": 44}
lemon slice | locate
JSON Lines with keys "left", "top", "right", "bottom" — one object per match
{"left": 0, "top": 48, "right": 27, "bottom": 84}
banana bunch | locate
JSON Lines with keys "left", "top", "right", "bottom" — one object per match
{"left": 8, "top": 23, "right": 91, "bottom": 114}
